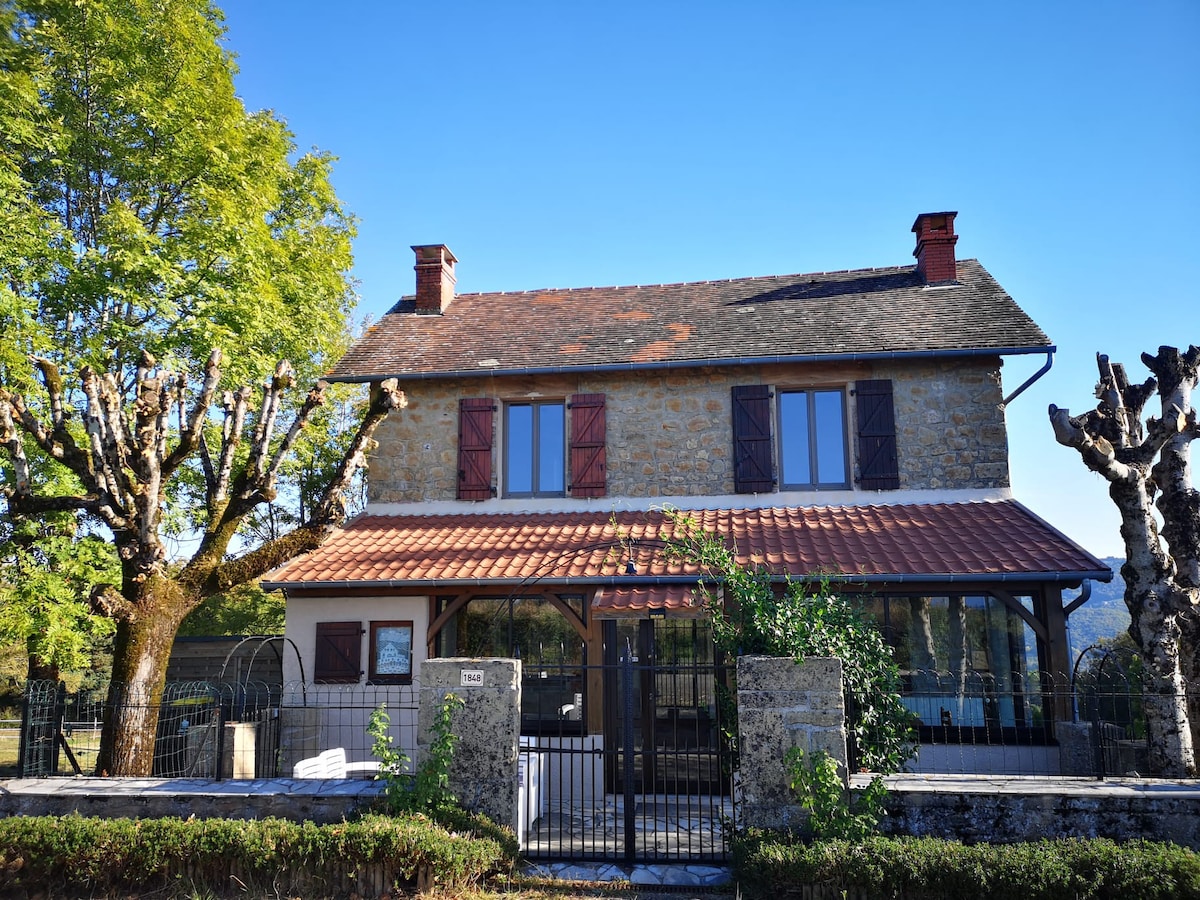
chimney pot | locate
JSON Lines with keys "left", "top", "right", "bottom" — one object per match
{"left": 911, "top": 211, "right": 959, "bottom": 284}
{"left": 412, "top": 244, "right": 457, "bottom": 313}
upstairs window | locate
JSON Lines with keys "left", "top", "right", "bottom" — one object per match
{"left": 505, "top": 401, "right": 565, "bottom": 497}
{"left": 778, "top": 389, "right": 848, "bottom": 489}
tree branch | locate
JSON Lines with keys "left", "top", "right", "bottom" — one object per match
{"left": 160, "top": 347, "right": 222, "bottom": 480}
{"left": 202, "top": 378, "right": 405, "bottom": 595}
{"left": 1048, "top": 403, "right": 1135, "bottom": 483}
{"left": 309, "top": 379, "right": 406, "bottom": 526}
{"left": 211, "top": 387, "right": 249, "bottom": 510}
{"left": 244, "top": 361, "right": 292, "bottom": 486}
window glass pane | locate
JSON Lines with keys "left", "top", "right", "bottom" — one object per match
{"left": 813, "top": 390, "right": 846, "bottom": 484}
{"left": 885, "top": 593, "right": 1041, "bottom": 730}
{"left": 537, "top": 403, "right": 565, "bottom": 492}
{"left": 779, "top": 391, "right": 811, "bottom": 486}
{"left": 506, "top": 404, "right": 533, "bottom": 494}
{"left": 443, "top": 596, "right": 585, "bottom": 733}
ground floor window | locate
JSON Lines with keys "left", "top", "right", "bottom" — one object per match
{"left": 434, "top": 596, "right": 586, "bottom": 734}
{"left": 865, "top": 593, "right": 1045, "bottom": 734}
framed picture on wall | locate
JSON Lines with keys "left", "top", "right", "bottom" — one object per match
{"left": 369, "top": 620, "right": 413, "bottom": 684}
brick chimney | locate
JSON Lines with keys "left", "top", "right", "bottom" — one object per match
{"left": 412, "top": 244, "right": 457, "bottom": 313}
{"left": 911, "top": 212, "right": 959, "bottom": 284}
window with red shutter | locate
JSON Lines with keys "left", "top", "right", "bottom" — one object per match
{"left": 732, "top": 385, "right": 775, "bottom": 493}
{"left": 458, "top": 398, "right": 495, "bottom": 500}
{"left": 568, "top": 393, "right": 606, "bottom": 498}
{"left": 314, "top": 621, "right": 362, "bottom": 684}
{"left": 855, "top": 379, "right": 899, "bottom": 490}
{"left": 504, "top": 401, "right": 565, "bottom": 497}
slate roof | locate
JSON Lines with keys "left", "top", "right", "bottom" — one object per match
{"left": 262, "top": 501, "right": 1109, "bottom": 591}
{"left": 329, "top": 259, "right": 1052, "bottom": 381}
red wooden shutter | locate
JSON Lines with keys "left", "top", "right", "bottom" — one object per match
{"left": 569, "top": 393, "right": 606, "bottom": 498}
{"left": 314, "top": 621, "right": 362, "bottom": 684}
{"left": 856, "top": 379, "right": 899, "bottom": 490}
{"left": 731, "top": 385, "right": 774, "bottom": 493}
{"left": 457, "top": 397, "right": 495, "bottom": 500}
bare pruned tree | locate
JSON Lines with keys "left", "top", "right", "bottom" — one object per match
{"left": 1049, "top": 345, "right": 1199, "bottom": 776}
{"left": 0, "top": 350, "right": 404, "bottom": 775}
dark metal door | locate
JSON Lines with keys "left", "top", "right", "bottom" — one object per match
{"left": 604, "top": 619, "right": 730, "bottom": 797}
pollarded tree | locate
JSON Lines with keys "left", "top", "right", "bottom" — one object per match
{"left": 1049, "top": 346, "right": 1199, "bottom": 776}
{"left": 0, "top": 0, "right": 369, "bottom": 735}
{"left": 0, "top": 351, "right": 404, "bottom": 775}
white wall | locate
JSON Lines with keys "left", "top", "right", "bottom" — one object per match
{"left": 282, "top": 594, "right": 430, "bottom": 686}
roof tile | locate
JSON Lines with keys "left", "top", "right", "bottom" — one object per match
{"left": 263, "top": 501, "right": 1109, "bottom": 589}
{"left": 327, "top": 261, "right": 1050, "bottom": 381}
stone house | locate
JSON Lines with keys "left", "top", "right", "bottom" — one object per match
{"left": 263, "top": 211, "right": 1109, "bottom": 776}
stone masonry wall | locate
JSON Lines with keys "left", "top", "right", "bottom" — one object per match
{"left": 736, "top": 656, "right": 847, "bottom": 831}
{"left": 368, "top": 358, "right": 1008, "bottom": 504}
{"left": 418, "top": 658, "right": 519, "bottom": 827}
{"left": 891, "top": 358, "right": 1008, "bottom": 490}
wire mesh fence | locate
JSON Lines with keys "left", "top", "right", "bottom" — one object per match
{"left": 850, "top": 662, "right": 1179, "bottom": 777}
{"left": 17, "top": 650, "right": 1188, "bottom": 781}
{"left": 19, "top": 680, "right": 419, "bottom": 779}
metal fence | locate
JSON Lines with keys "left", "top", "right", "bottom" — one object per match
{"left": 519, "top": 655, "right": 735, "bottom": 865}
{"left": 18, "top": 655, "right": 1183, "bottom": 784}
{"left": 18, "top": 680, "right": 419, "bottom": 779}
{"left": 850, "top": 664, "right": 1173, "bottom": 777}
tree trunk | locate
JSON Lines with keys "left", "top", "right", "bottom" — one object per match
{"left": 948, "top": 596, "right": 968, "bottom": 695}
{"left": 25, "top": 634, "right": 60, "bottom": 684}
{"left": 95, "top": 576, "right": 193, "bottom": 777}
{"left": 907, "top": 597, "right": 938, "bottom": 693}
{"left": 1133, "top": 605, "right": 1195, "bottom": 775}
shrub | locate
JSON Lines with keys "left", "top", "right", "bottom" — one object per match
{"left": 369, "top": 691, "right": 468, "bottom": 816}
{"left": 732, "top": 833, "right": 1200, "bottom": 900}
{"left": 0, "top": 812, "right": 514, "bottom": 897}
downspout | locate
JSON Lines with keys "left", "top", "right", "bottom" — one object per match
{"left": 1063, "top": 577, "right": 1093, "bottom": 618}
{"left": 1001, "top": 349, "right": 1054, "bottom": 408}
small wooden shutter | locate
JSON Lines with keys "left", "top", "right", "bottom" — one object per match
{"left": 568, "top": 393, "right": 606, "bottom": 498}
{"left": 856, "top": 378, "right": 899, "bottom": 490}
{"left": 732, "top": 385, "right": 774, "bottom": 493}
{"left": 457, "top": 397, "right": 495, "bottom": 500}
{"left": 314, "top": 621, "right": 362, "bottom": 684}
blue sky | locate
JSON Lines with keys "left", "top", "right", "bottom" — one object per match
{"left": 221, "top": 1, "right": 1198, "bottom": 559}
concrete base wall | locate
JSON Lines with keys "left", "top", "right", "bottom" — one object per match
{"left": 0, "top": 779, "right": 382, "bottom": 825}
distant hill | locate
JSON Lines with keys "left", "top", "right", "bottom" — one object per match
{"left": 1067, "top": 557, "right": 1130, "bottom": 658}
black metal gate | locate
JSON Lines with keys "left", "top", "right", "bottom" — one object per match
{"left": 519, "top": 620, "right": 735, "bottom": 864}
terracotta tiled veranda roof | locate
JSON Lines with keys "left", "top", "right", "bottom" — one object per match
{"left": 262, "top": 501, "right": 1109, "bottom": 591}
{"left": 328, "top": 260, "right": 1051, "bottom": 381}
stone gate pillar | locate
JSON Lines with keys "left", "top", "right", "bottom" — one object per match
{"left": 419, "top": 658, "right": 519, "bottom": 826}
{"left": 737, "top": 656, "right": 847, "bottom": 830}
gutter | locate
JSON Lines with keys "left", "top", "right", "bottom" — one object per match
{"left": 264, "top": 568, "right": 1112, "bottom": 593}
{"left": 325, "top": 344, "right": 1056, "bottom": 384}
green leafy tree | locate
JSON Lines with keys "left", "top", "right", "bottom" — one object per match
{"left": 0, "top": 0, "right": 356, "bottom": 385}
{"left": 0, "top": 0, "right": 405, "bottom": 775}
{"left": 0, "top": 499, "right": 118, "bottom": 682}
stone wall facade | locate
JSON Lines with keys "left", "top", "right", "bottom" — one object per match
{"left": 368, "top": 357, "right": 1009, "bottom": 504}
{"left": 736, "top": 655, "right": 848, "bottom": 831}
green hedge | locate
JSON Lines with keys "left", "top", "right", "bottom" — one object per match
{"left": 0, "top": 812, "right": 514, "bottom": 897}
{"left": 733, "top": 832, "right": 1200, "bottom": 900}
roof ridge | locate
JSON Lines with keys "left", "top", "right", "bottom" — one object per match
{"left": 395, "top": 261, "right": 954, "bottom": 302}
